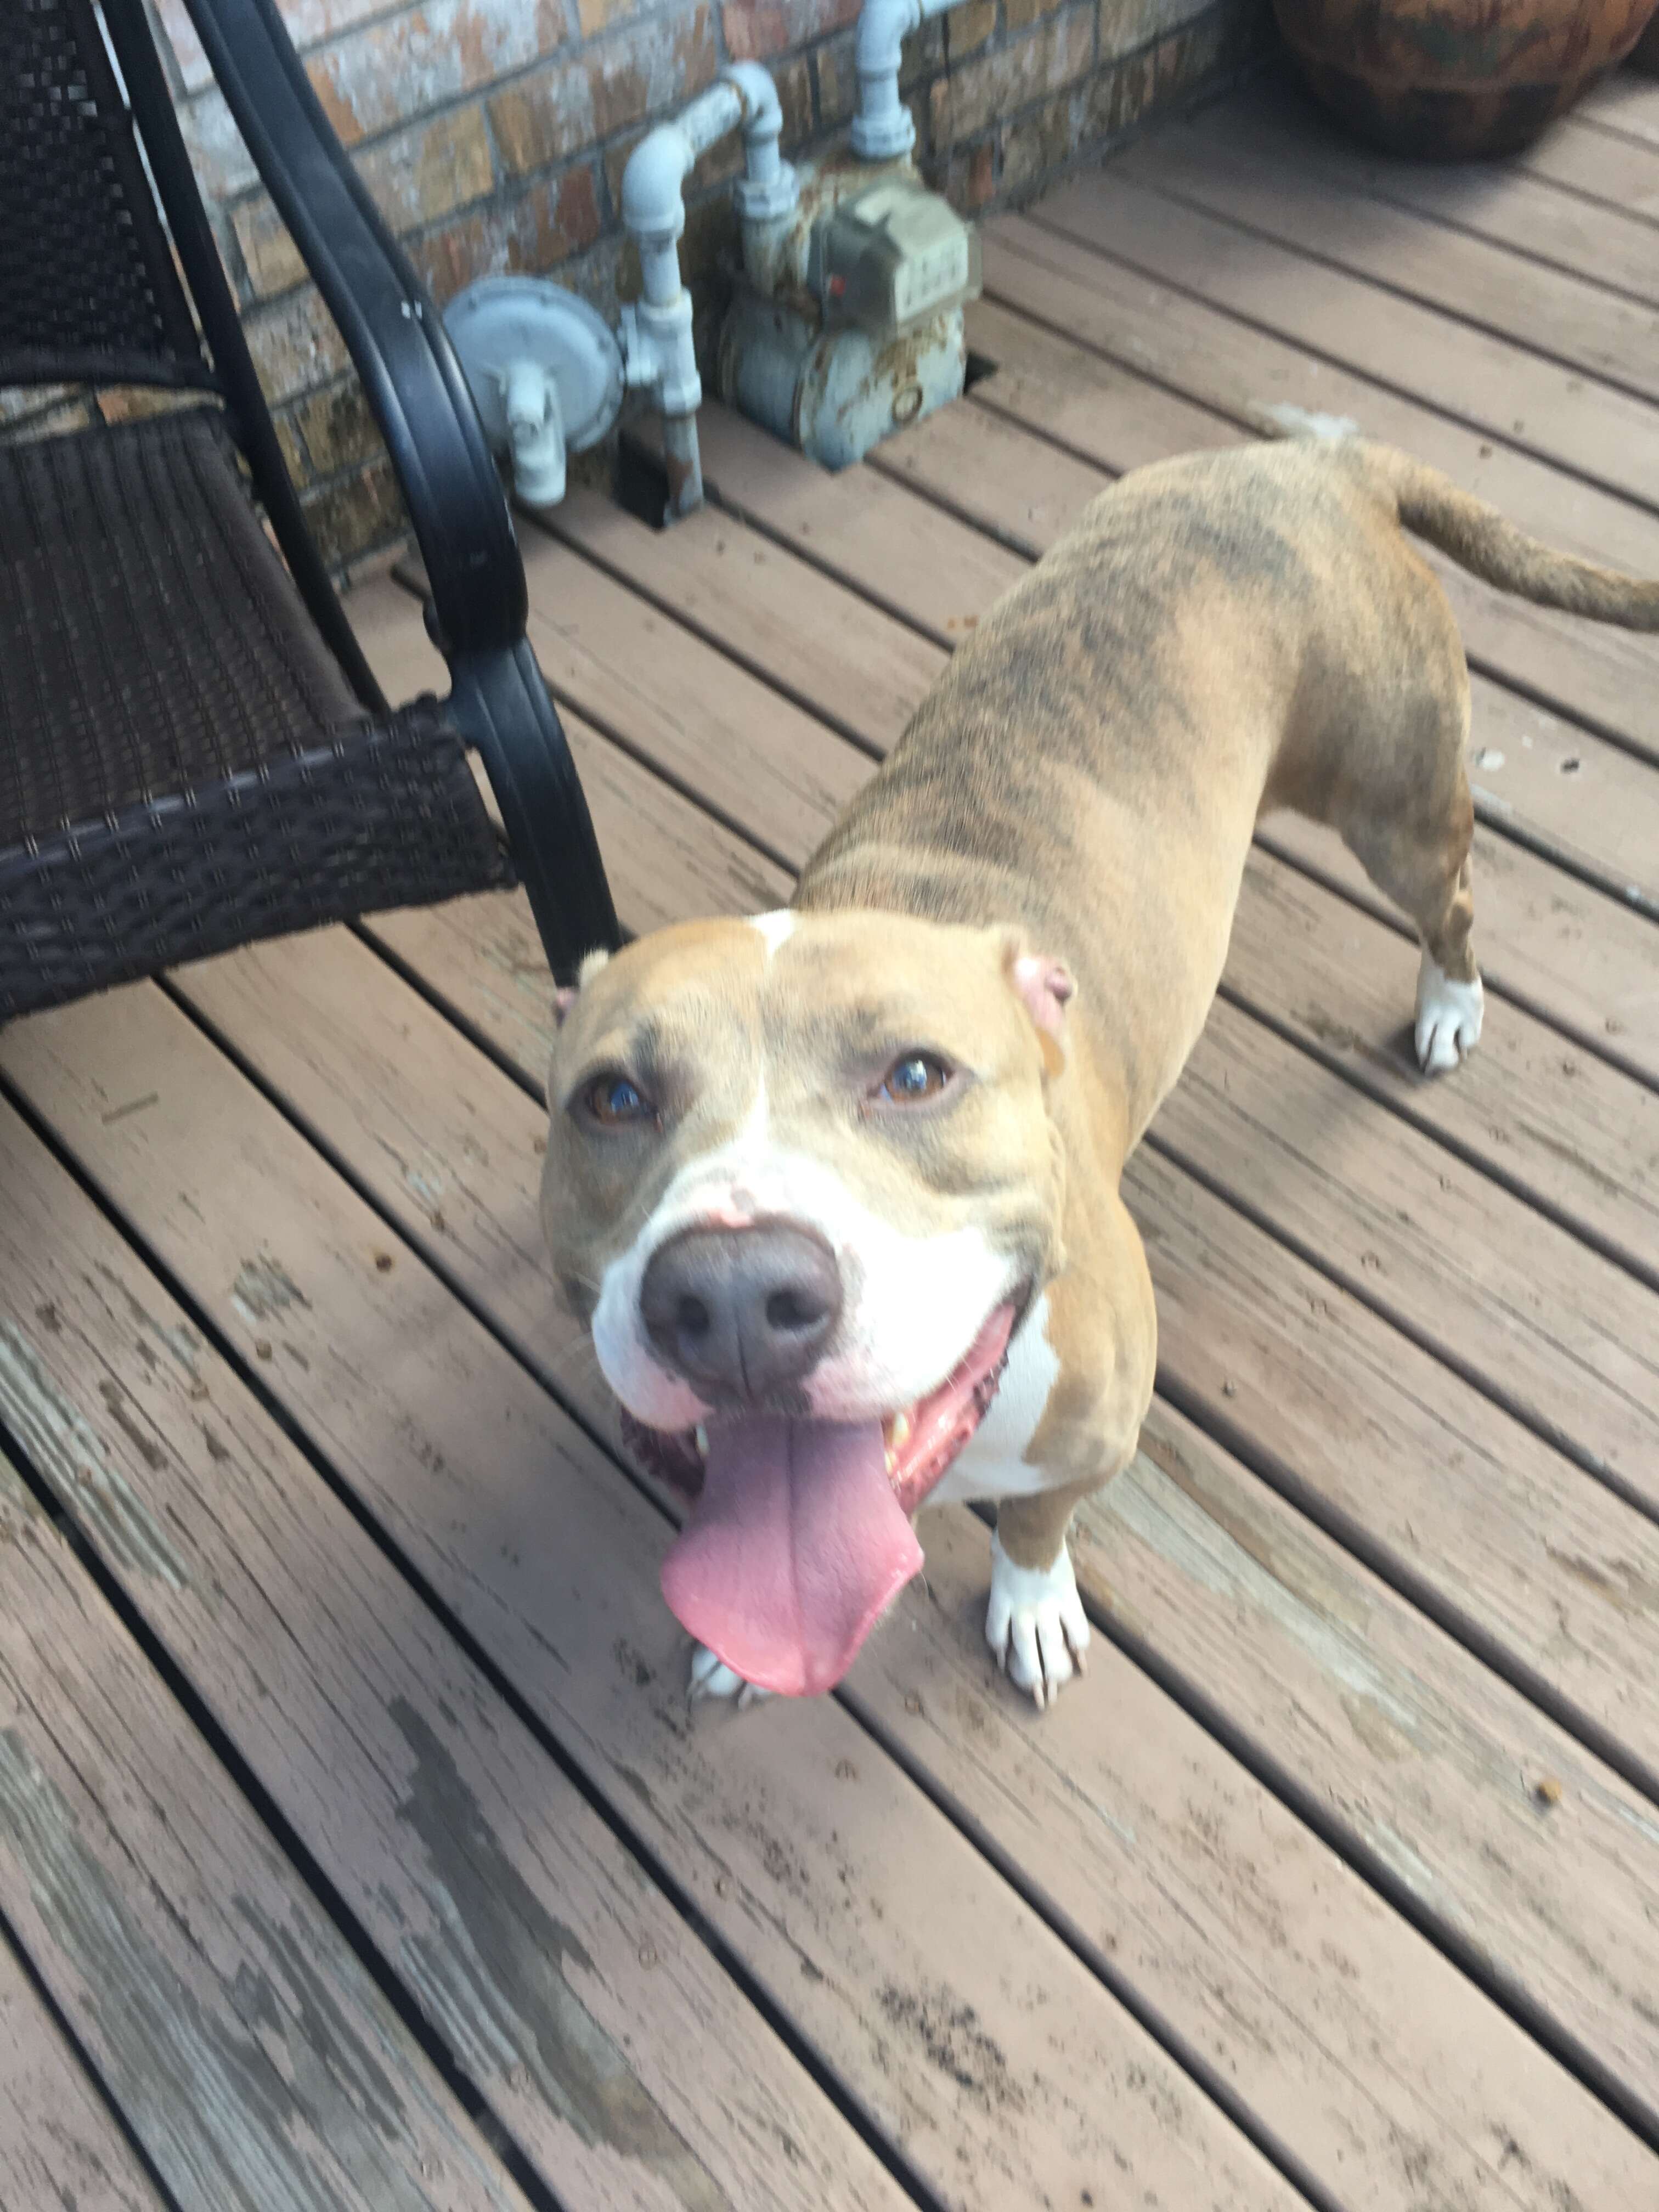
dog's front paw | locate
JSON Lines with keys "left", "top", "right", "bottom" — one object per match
{"left": 986, "top": 1533, "right": 1090, "bottom": 1711}
{"left": 1415, "top": 952, "right": 1483, "bottom": 1075}
{"left": 688, "top": 1644, "right": 774, "bottom": 1711}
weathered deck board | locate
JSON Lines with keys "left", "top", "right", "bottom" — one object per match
{"left": 151, "top": 888, "right": 1659, "bottom": 2185}
{"left": 1033, "top": 169, "right": 1659, "bottom": 512}
{"left": 1215, "top": 851, "right": 1659, "bottom": 1284}
{"left": 978, "top": 216, "right": 1659, "bottom": 759}
{"left": 1192, "top": 82, "right": 1659, "bottom": 310}
{"left": 0, "top": 1933, "right": 168, "bottom": 2212}
{"left": 1584, "top": 71, "right": 1659, "bottom": 146}
{"left": 0, "top": 1115, "right": 915, "bottom": 2212}
{"left": 0, "top": 1444, "right": 530, "bottom": 2212}
{"left": 1114, "top": 95, "right": 1659, "bottom": 401}
{"left": 0, "top": 993, "right": 1300, "bottom": 2212}
{"left": 1523, "top": 109, "right": 1659, "bottom": 218}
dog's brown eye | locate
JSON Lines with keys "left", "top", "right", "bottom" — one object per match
{"left": 877, "top": 1052, "right": 952, "bottom": 1104}
{"left": 581, "top": 1071, "right": 656, "bottom": 1128}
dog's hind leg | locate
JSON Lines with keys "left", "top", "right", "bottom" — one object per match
{"left": 1351, "top": 794, "right": 1483, "bottom": 1075}
{"left": 1411, "top": 851, "right": 1483, "bottom": 1076}
{"left": 1338, "top": 664, "right": 1485, "bottom": 1075}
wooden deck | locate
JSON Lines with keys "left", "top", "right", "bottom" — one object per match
{"left": 4, "top": 64, "right": 1658, "bottom": 2212}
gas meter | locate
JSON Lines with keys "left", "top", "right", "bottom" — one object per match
{"left": 719, "top": 153, "right": 982, "bottom": 472}
{"left": 811, "top": 179, "right": 982, "bottom": 337}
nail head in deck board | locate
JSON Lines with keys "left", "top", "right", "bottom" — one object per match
{"left": 0, "top": 1455, "right": 529, "bottom": 2212}
{"left": 0, "top": 998, "right": 1301, "bottom": 2212}
{"left": 0, "top": 1930, "right": 170, "bottom": 2212}
{"left": 0, "top": 1111, "right": 915, "bottom": 2212}
{"left": 1116, "top": 99, "right": 1659, "bottom": 405}
{"left": 977, "top": 217, "right": 1659, "bottom": 759}
{"left": 81, "top": 939, "right": 1659, "bottom": 2212}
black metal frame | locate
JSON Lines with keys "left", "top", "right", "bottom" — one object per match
{"left": 100, "top": 0, "right": 619, "bottom": 981}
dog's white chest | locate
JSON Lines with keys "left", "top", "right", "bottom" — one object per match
{"left": 929, "top": 1293, "right": 1059, "bottom": 1504}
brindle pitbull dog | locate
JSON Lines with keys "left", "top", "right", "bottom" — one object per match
{"left": 543, "top": 437, "right": 1658, "bottom": 1711}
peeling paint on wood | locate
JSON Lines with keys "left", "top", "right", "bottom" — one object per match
{"left": 0, "top": 1929, "right": 168, "bottom": 2211}
{"left": 390, "top": 1702, "right": 727, "bottom": 2211}
{"left": 0, "top": 1327, "right": 187, "bottom": 1589}
{"left": 0, "top": 1002, "right": 1300, "bottom": 2212}
{"left": 0, "top": 1108, "right": 912, "bottom": 2212}
{"left": 0, "top": 1450, "right": 527, "bottom": 2212}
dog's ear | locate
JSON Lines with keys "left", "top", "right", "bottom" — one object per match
{"left": 997, "top": 932, "right": 1075, "bottom": 1076}
{"left": 1011, "top": 952, "right": 1075, "bottom": 1038}
{"left": 553, "top": 946, "right": 613, "bottom": 1030}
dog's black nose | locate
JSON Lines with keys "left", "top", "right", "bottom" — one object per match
{"left": 640, "top": 1222, "right": 842, "bottom": 1402}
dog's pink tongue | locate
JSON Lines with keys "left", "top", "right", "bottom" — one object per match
{"left": 661, "top": 1417, "right": 922, "bottom": 1697}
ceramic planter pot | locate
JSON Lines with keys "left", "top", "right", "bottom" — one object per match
{"left": 1274, "top": 0, "right": 1659, "bottom": 155}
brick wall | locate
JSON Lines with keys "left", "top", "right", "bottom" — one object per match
{"left": 142, "top": 0, "right": 1268, "bottom": 570}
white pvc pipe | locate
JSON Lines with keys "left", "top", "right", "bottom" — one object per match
{"left": 851, "top": 0, "right": 952, "bottom": 161}
{"left": 618, "top": 67, "right": 799, "bottom": 520}
{"left": 621, "top": 81, "right": 743, "bottom": 306}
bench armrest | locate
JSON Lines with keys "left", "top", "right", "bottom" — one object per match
{"left": 184, "top": 0, "right": 527, "bottom": 661}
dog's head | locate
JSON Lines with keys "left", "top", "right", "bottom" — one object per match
{"left": 542, "top": 908, "right": 1073, "bottom": 1697}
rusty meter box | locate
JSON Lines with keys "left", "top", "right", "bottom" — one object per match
{"left": 810, "top": 178, "right": 982, "bottom": 338}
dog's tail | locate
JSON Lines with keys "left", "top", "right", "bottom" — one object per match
{"left": 1359, "top": 443, "right": 1659, "bottom": 630}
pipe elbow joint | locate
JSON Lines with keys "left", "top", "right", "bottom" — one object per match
{"left": 723, "top": 59, "right": 782, "bottom": 144}
{"left": 722, "top": 62, "right": 799, "bottom": 222}
{"left": 620, "top": 123, "right": 694, "bottom": 247}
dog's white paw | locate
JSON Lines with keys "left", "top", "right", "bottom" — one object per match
{"left": 688, "top": 1644, "right": 774, "bottom": 1711}
{"left": 1414, "top": 952, "right": 1483, "bottom": 1076}
{"left": 986, "top": 1533, "right": 1090, "bottom": 1711}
